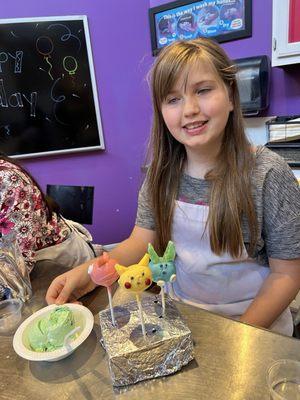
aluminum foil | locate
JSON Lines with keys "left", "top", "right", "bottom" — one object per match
{"left": 0, "top": 234, "right": 32, "bottom": 302}
{"left": 99, "top": 294, "right": 194, "bottom": 386}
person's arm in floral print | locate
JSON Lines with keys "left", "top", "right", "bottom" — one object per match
{"left": 0, "top": 161, "right": 46, "bottom": 272}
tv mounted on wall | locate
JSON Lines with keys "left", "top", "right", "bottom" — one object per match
{"left": 149, "top": 0, "right": 252, "bottom": 56}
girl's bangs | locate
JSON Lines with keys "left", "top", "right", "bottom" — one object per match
{"left": 156, "top": 51, "right": 218, "bottom": 103}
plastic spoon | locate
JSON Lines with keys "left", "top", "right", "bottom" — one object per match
{"left": 63, "top": 326, "right": 80, "bottom": 347}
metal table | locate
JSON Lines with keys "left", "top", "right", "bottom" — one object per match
{"left": 1, "top": 260, "right": 300, "bottom": 400}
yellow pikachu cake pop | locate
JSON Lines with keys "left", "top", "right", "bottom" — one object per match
{"left": 115, "top": 254, "right": 152, "bottom": 339}
{"left": 115, "top": 254, "right": 152, "bottom": 293}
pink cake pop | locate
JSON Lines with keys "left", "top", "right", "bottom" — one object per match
{"left": 88, "top": 252, "right": 119, "bottom": 325}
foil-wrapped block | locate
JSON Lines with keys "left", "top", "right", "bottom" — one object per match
{"left": 99, "top": 294, "right": 194, "bottom": 386}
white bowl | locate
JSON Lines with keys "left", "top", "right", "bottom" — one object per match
{"left": 13, "top": 303, "right": 94, "bottom": 362}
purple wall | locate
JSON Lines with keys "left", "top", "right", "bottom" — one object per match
{"left": 2, "top": 0, "right": 300, "bottom": 245}
{"left": 150, "top": 0, "right": 300, "bottom": 116}
{"left": 2, "top": 0, "right": 154, "bottom": 245}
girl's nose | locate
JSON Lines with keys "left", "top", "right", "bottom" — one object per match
{"left": 183, "top": 96, "right": 200, "bottom": 117}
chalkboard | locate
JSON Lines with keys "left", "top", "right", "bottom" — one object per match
{"left": 0, "top": 16, "right": 104, "bottom": 158}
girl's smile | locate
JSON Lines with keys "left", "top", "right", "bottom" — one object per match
{"left": 183, "top": 120, "right": 208, "bottom": 136}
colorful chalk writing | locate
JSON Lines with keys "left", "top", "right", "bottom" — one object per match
{"left": 36, "top": 36, "right": 54, "bottom": 80}
{"left": 0, "top": 16, "right": 104, "bottom": 157}
{"left": 0, "top": 51, "right": 23, "bottom": 73}
{"left": 63, "top": 56, "right": 78, "bottom": 75}
{"left": 48, "top": 23, "right": 82, "bottom": 53}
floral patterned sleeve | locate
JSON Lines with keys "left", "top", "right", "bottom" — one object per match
{"left": 0, "top": 163, "right": 48, "bottom": 272}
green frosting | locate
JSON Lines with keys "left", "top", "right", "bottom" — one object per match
{"left": 28, "top": 306, "right": 75, "bottom": 352}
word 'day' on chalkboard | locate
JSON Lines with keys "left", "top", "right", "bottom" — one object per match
{"left": 0, "top": 15, "right": 104, "bottom": 158}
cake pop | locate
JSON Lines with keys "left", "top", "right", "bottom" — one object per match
{"left": 148, "top": 241, "right": 176, "bottom": 316}
{"left": 88, "top": 252, "right": 118, "bottom": 325}
{"left": 115, "top": 254, "right": 151, "bottom": 338}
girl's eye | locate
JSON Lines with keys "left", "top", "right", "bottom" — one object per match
{"left": 142, "top": 272, "right": 145, "bottom": 276}
{"left": 197, "top": 88, "right": 211, "bottom": 95}
{"left": 130, "top": 276, "right": 134, "bottom": 280}
{"left": 166, "top": 97, "right": 180, "bottom": 105}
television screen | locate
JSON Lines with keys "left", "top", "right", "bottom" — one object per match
{"left": 149, "top": 0, "right": 251, "bottom": 55}
{"left": 47, "top": 184, "right": 94, "bottom": 224}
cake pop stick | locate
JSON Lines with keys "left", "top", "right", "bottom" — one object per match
{"left": 136, "top": 294, "right": 146, "bottom": 338}
{"left": 88, "top": 252, "right": 119, "bottom": 326}
{"left": 115, "top": 254, "right": 151, "bottom": 339}
{"left": 159, "top": 283, "right": 166, "bottom": 316}
{"left": 148, "top": 241, "right": 176, "bottom": 316}
{"left": 106, "top": 286, "right": 115, "bottom": 323}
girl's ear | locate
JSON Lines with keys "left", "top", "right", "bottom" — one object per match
{"left": 138, "top": 253, "right": 150, "bottom": 266}
{"left": 148, "top": 243, "right": 160, "bottom": 264}
{"left": 114, "top": 264, "right": 127, "bottom": 276}
{"left": 163, "top": 241, "right": 176, "bottom": 262}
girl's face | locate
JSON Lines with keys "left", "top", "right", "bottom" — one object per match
{"left": 161, "top": 61, "right": 233, "bottom": 155}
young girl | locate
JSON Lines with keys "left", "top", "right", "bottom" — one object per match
{"left": 46, "top": 38, "right": 300, "bottom": 336}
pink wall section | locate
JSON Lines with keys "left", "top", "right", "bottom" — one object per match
{"left": 289, "top": 0, "right": 300, "bottom": 43}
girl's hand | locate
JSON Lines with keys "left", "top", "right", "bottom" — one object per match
{"left": 45, "top": 259, "right": 103, "bottom": 304}
{"left": 46, "top": 226, "right": 155, "bottom": 304}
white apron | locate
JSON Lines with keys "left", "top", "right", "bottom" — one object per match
{"left": 167, "top": 200, "right": 293, "bottom": 336}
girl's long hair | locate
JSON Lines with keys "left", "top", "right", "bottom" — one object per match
{"left": 147, "top": 38, "right": 257, "bottom": 257}
{"left": 0, "top": 152, "right": 59, "bottom": 222}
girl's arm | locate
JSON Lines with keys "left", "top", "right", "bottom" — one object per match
{"left": 109, "top": 226, "right": 155, "bottom": 265}
{"left": 240, "top": 257, "right": 300, "bottom": 328}
{"left": 46, "top": 226, "right": 155, "bottom": 304}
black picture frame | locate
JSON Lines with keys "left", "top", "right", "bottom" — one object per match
{"left": 0, "top": 16, "right": 104, "bottom": 159}
{"left": 149, "top": 0, "right": 252, "bottom": 56}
